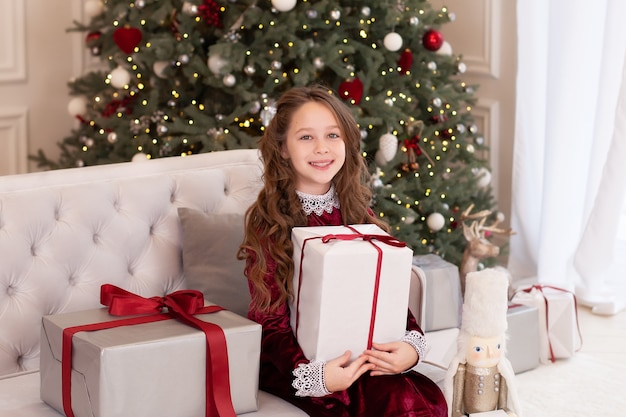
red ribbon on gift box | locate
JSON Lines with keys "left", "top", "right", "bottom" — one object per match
{"left": 513, "top": 284, "right": 583, "bottom": 363}
{"left": 295, "top": 225, "right": 406, "bottom": 350}
{"left": 61, "top": 284, "right": 236, "bottom": 417}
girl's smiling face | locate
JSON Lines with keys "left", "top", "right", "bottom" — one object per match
{"left": 282, "top": 101, "right": 346, "bottom": 195}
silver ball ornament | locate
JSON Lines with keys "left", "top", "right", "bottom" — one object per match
{"left": 107, "top": 132, "right": 118, "bottom": 144}
{"left": 222, "top": 74, "right": 236, "bottom": 87}
{"left": 313, "top": 57, "right": 325, "bottom": 69}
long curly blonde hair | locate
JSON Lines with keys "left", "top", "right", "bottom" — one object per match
{"left": 238, "top": 85, "right": 389, "bottom": 312}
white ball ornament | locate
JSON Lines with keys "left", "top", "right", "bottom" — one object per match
{"left": 110, "top": 66, "right": 131, "bottom": 89}
{"left": 475, "top": 167, "right": 492, "bottom": 188}
{"left": 107, "top": 132, "right": 118, "bottom": 143}
{"left": 153, "top": 61, "right": 170, "bottom": 78}
{"left": 378, "top": 133, "right": 398, "bottom": 162}
{"left": 426, "top": 212, "right": 445, "bottom": 232}
{"left": 436, "top": 41, "right": 453, "bottom": 56}
{"left": 207, "top": 54, "right": 228, "bottom": 75}
{"left": 222, "top": 74, "right": 236, "bottom": 87}
{"left": 383, "top": 32, "right": 403, "bottom": 52}
{"left": 182, "top": 2, "right": 199, "bottom": 15}
{"left": 132, "top": 152, "right": 148, "bottom": 162}
{"left": 84, "top": 0, "right": 104, "bottom": 19}
{"left": 271, "top": 0, "right": 297, "bottom": 12}
{"left": 67, "top": 96, "right": 88, "bottom": 117}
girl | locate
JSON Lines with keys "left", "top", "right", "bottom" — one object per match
{"left": 238, "top": 85, "right": 447, "bottom": 417}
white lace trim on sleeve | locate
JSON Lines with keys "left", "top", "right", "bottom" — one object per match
{"left": 292, "top": 360, "right": 331, "bottom": 397}
{"left": 401, "top": 330, "right": 430, "bottom": 364}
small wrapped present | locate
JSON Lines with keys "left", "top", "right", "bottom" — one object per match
{"left": 40, "top": 285, "right": 261, "bottom": 417}
{"left": 511, "top": 285, "right": 582, "bottom": 363}
{"left": 412, "top": 254, "right": 462, "bottom": 331}
{"left": 506, "top": 303, "right": 540, "bottom": 373}
{"left": 290, "top": 224, "right": 413, "bottom": 362}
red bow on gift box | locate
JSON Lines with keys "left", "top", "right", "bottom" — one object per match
{"left": 512, "top": 284, "right": 584, "bottom": 363}
{"left": 61, "top": 284, "right": 236, "bottom": 417}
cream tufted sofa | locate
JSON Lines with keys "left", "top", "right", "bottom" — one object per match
{"left": 0, "top": 149, "right": 455, "bottom": 416}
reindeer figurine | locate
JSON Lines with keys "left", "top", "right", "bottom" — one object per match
{"left": 459, "top": 204, "right": 514, "bottom": 296}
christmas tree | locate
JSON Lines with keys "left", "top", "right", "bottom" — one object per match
{"left": 32, "top": 0, "right": 498, "bottom": 266}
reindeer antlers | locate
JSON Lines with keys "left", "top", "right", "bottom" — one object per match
{"left": 460, "top": 203, "right": 514, "bottom": 237}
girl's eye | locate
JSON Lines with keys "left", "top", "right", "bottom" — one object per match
{"left": 474, "top": 346, "right": 482, "bottom": 353}
{"left": 328, "top": 132, "right": 339, "bottom": 139}
{"left": 300, "top": 135, "right": 312, "bottom": 141}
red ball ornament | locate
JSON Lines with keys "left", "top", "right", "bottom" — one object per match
{"left": 338, "top": 78, "right": 364, "bottom": 105}
{"left": 113, "top": 27, "right": 143, "bottom": 55}
{"left": 398, "top": 49, "right": 413, "bottom": 75}
{"left": 85, "top": 31, "right": 101, "bottom": 46}
{"left": 422, "top": 29, "right": 444, "bottom": 51}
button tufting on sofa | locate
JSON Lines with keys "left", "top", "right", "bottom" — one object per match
{"left": 6, "top": 284, "right": 17, "bottom": 296}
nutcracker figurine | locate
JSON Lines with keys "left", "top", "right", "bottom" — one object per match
{"left": 444, "top": 268, "right": 521, "bottom": 417}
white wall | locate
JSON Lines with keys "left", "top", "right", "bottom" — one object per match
{"left": 0, "top": 0, "right": 81, "bottom": 175}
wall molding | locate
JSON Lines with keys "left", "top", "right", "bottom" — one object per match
{"left": 0, "top": 0, "right": 26, "bottom": 83}
{"left": 0, "top": 107, "right": 29, "bottom": 175}
{"left": 457, "top": 0, "right": 500, "bottom": 79}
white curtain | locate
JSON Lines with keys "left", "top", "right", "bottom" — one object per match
{"left": 509, "top": 0, "right": 626, "bottom": 315}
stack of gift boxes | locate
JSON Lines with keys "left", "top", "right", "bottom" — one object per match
{"left": 411, "top": 256, "right": 582, "bottom": 374}
{"left": 289, "top": 224, "right": 583, "bottom": 375}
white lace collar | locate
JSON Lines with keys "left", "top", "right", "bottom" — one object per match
{"left": 296, "top": 184, "right": 340, "bottom": 216}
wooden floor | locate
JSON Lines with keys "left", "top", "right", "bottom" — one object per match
{"left": 575, "top": 304, "right": 626, "bottom": 365}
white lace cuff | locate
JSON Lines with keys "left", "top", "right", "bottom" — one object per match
{"left": 401, "top": 330, "right": 429, "bottom": 364}
{"left": 292, "top": 360, "right": 331, "bottom": 397}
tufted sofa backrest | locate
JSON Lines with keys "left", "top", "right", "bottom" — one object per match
{"left": 0, "top": 149, "right": 263, "bottom": 378}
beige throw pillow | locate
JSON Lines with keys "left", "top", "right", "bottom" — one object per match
{"left": 178, "top": 207, "right": 251, "bottom": 317}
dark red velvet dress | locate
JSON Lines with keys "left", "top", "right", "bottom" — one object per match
{"left": 247, "top": 208, "right": 448, "bottom": 417}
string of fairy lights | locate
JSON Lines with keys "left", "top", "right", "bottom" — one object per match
{"left": 66, "top": 0, "right": 495, "bottom": 258}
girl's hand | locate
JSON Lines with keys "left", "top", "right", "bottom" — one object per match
{"left": 323, "top": 350, "right": 376, "bottom": 392}
{"left": 363, "top": 341, "right": 419, "bottom": 376}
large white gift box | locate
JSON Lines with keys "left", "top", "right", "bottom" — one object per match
{"left": 411, "top": 254, "right": 462, "bottom": 331}
{"left": 40, "top": 295, "right": 261, "bottom": 417}
{"left": 511, "top": 285, "right": 582, "bottom": 363}
{"left": 290, "top": 224, "right": 413, "bottom": 362}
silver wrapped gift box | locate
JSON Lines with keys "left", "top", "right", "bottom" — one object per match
{"left": 511, "top": 285, "right": 581, "bottom": 363}
{"left": 506, "top": 303, "right": 540, "bottom": 373}
{"left": 412, "top": 254, "right": 462, "bottom": 332}
{"left": 40, "top": 305, "right": 261, "bottom": 417}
